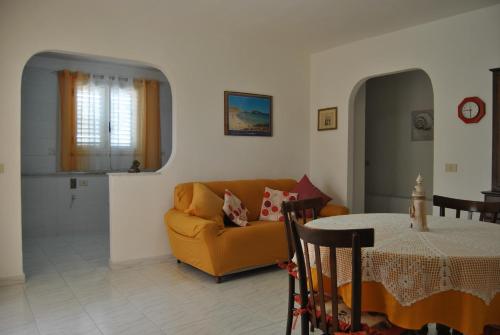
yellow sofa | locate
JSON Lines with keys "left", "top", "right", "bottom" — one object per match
{"left": 164, "top": 178, "right": 348, "bottom": 282}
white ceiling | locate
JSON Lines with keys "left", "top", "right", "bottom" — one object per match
{"left": 173, "top": 0, "right": 499, "bottom": 52}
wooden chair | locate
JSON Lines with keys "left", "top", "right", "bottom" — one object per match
{"left": 433, "top": 195, "right": 500, "bottom": 222}
{"left": 286, "top": 209, "right": 394, "bottom": 335}
{"left": 485, "top": 325, "right": 500, "bottom": 335}
{"left": 433, "top": 195, "right": 500, "bottom": 335}
{"left": 282, "top": 198, "right": 324, "bottom": 335}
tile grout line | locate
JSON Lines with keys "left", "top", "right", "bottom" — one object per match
{"left": 18, "top": 234, "right": 290, "bottom": 335}
{"left": 68, "top": 233, "right": 168, "bottom": 334}
{"left": 61, "top": 234, "right": 106, "bottom": 335}
{"left": 117, "top": 263, "right": 172, "bottom": 334}
{"left": 31, "top": 234, "right": 106, "bottom": 335}
{"left": 22, "top": 238, "right": 51, "bottom": 335}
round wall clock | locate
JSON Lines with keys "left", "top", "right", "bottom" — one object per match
{"left": 458, "top": 97, "right": 485, "bottom": 124}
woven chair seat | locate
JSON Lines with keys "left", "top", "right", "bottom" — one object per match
{"left": 292, "top": 294, "right": 398, "bottom": 334}
{"left": 318, "top": 299, "right": 389, "bottom": 329}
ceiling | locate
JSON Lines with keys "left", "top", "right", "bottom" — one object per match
{"left": 174, "top": 0, "right": 499, "bottom": 52}
{"left": 11, "top": 0, "right": 499, "bottom": 56}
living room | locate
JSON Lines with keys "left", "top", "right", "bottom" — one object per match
{"left": 1, "top": 1, "right": 499, "bottom": 334}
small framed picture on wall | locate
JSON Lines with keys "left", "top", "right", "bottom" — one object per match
{"left": 318, "top": 107, "right": 337, "bottom": 131}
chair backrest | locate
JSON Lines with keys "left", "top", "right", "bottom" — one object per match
{"left": 282, "top": 198, "right": 324, "bottom": 262}
{"left": 433, "top": 195, "right": 500, "bottom": 222}
{"left": 288, "top": 213, "right": 374, "bottom": 333}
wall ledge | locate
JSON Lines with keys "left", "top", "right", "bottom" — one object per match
{"left": 107, "top": 172, "right": 161, "bottom": 177}
{"left": 109, "top": 254, "right": 172, "bottom": 270}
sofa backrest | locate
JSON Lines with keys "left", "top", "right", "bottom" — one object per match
{"left": 174, "top": 179, "right": 297, "bottom": 221}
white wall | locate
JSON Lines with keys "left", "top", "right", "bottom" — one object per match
{"left": 22, "top": 175, "right": 109, "bottom": 238}
{"left": 310, "top": 5, "right": 500, "bottom": 212}
{"left": 352, "top": 83, "right": 365, "bottom": 213}
{"left": 364, "top": 70, "right": 434, "bottom": 213}
{"left": 0, "top": 0, "right": 309, "bottom": 278}
{"left": 364, "top": 194, "right": 433, "bottom": 215}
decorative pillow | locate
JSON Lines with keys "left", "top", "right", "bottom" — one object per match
{"left": 222, "top": 189, "right": 249, "bottom": 227}
{"left": 185, "top": 183, "right": 224, "bottom": 229}
{"left": 291, "top": 174, "right": 332, "bottom": 206}
{"left": 259, "top": 187, "right": 298, "bottom": 222}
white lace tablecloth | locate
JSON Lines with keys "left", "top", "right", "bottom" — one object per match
{"left": 306, "top": 213, "right": 500, "bottom": 307}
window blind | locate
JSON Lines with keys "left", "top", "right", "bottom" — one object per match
{"left": 75, "top": 82, "right": 106, "bottom": 146}
{"left": 110, "top": 84, "right": 136, "bottom": 148}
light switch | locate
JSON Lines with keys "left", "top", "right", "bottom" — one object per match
{"left": 78, "top": 179, "right": 88, "bottom": 187}
{"left": 0, "top": 163, "right": 4, "bottom": 174}
{"left": 445, "top": 163, "right": 458, "bottom": 173}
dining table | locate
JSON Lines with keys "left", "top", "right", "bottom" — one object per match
{"left": 305, "top": 213, "right": 500, "bottom": 335}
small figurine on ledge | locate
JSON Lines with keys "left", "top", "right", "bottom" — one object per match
{"left": 128, "top": 160, "right": 141, "bottom": 173}
{"left": 409, "top": 174, "right": 429, "bottom": 232}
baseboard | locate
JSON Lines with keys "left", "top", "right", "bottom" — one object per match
{"left": 222, "top": 262, "right": 282, "bottom": 276}
{"left": 109, "top": 254, "right": 173, "bottom": 270}
{"left": 0, "top": 274, "right": 26, "bottom": 286}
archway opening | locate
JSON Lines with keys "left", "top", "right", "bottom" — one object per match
{"left": 349, "top": 69, "right": 434, "bottom": 214}
{"left": 20, "top": 51, "right": 172, "bottom": 278}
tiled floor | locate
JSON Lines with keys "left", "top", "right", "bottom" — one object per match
{"left": 1, "top": 234, "right": 295, "bottom": 335}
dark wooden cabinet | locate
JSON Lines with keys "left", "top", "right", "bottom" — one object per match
{"left": 483, "top": 68, "right": 500, "bottom": 206}
{"left": 491, "top": 69, "right": 500, "bottom": 191}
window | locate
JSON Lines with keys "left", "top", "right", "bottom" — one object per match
{"left": 59, "top": 69, "right": 161, "bottom": 172}
{"left": 75, "top": 80, "right": 106, "bottom": 147}
{"left": 75, "top": 78, "right": 137, "bottom": 151}
{"left": 110, "top": 84, "right": 137, "bottom": 148}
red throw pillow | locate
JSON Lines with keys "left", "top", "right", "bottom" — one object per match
{"left": 291, "top": 175, "right": 332, "bottom": 206}
{"left": 222, "top": 189, "right": 249, "bottom": 227}
{"left": 259, "top": 187, "right": 298, "bottom": 222}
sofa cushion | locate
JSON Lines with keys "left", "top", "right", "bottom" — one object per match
{"left": 223, "top": 189, "right": 249, "bottom": 227}
{"left": 291, "top": 174, "right": 332, "bottom": 206}
{"left": 166, "top": 209, "right": 220, "bottom": 238}
{"left": 185, "top": 183, "right": 224, "bottom": 229}
{"left": 218, "top": 220, "right": 288, "bottom": 271}
{"left": 320, "top": 203, "right": 349, "bottom": 217}
{"left": 259, "top": 187, "right": 298, "bottom": 221}
{"left": 174, "top": 179, "right": 297, "bottom": 221}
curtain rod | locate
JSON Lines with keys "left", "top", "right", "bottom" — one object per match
{"left": 50, "top": 70, "right": 167, "bottom": 83}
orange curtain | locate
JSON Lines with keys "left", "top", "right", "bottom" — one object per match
{"left": 134, "top": 79, "right": 161, "bottom": 170}
{"left": 58, "top": 70, "right": 89, "bottom": 171}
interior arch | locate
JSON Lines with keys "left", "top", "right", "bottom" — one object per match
{"left": 347, "top": 68, "right": 435, "bottom": 213}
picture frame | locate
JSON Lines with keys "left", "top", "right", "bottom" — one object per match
{"left": 224, "top": 91, "right": 272, "bottom": 136}
{"left": 317, "top": 107, "right": 337, "bottom": 131}
{"left": 411, "top": 109, "right": 434, "bottom": 141}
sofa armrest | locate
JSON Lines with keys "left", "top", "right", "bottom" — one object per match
{"left": 165, "top": 209, "right": 221, "bottom": 238}
{"left": 319, "top": 203, "right": 349, "bottom": 217}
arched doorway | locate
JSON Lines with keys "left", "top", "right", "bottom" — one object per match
{"left": 20, "top": 51, "right": 172, "bottom": 277}
{"left": 349, "top": 69, "right": 434, "bottom": 214}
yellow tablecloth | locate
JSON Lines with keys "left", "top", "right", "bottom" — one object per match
{"left": 312, "top": 271, "right": 500, "bottom": 335}
{"left": 306, "top": 214, "right": 500, "bottom": 335}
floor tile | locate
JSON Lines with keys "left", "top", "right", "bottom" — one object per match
{"left": 0, "top": 322, "right": 40, "bottom": 335}
{"left": 4, "top": 233, "right": 305, "bottom": 335}
{"left": 96, "top": 316, "right": 162, "bottom": 335}
{"left": 84, "top": 297, "right": 143, "bottom": 325}
{"left": 0, "top": 297, "right": 34, "bottom": 332}
{"left": 35, "top": 312, "right": 101, "bottom": 335}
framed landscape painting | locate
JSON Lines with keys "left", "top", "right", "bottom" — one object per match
{"left": 224, "top": 91, "right": 272, "bottom": 136}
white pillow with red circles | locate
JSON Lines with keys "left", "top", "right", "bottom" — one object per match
{"left": 259, "top": 187, "right": 298, "bottom": 222}
{"left": 222, "top": 189, "right": 249, "bottom": 227}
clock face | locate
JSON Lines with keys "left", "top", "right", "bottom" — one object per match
{"left": 461, "top": 101, "right": 480, "bottom": 119}
{"left": 458, "top": 97, "right": 485, "bottom": 124}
